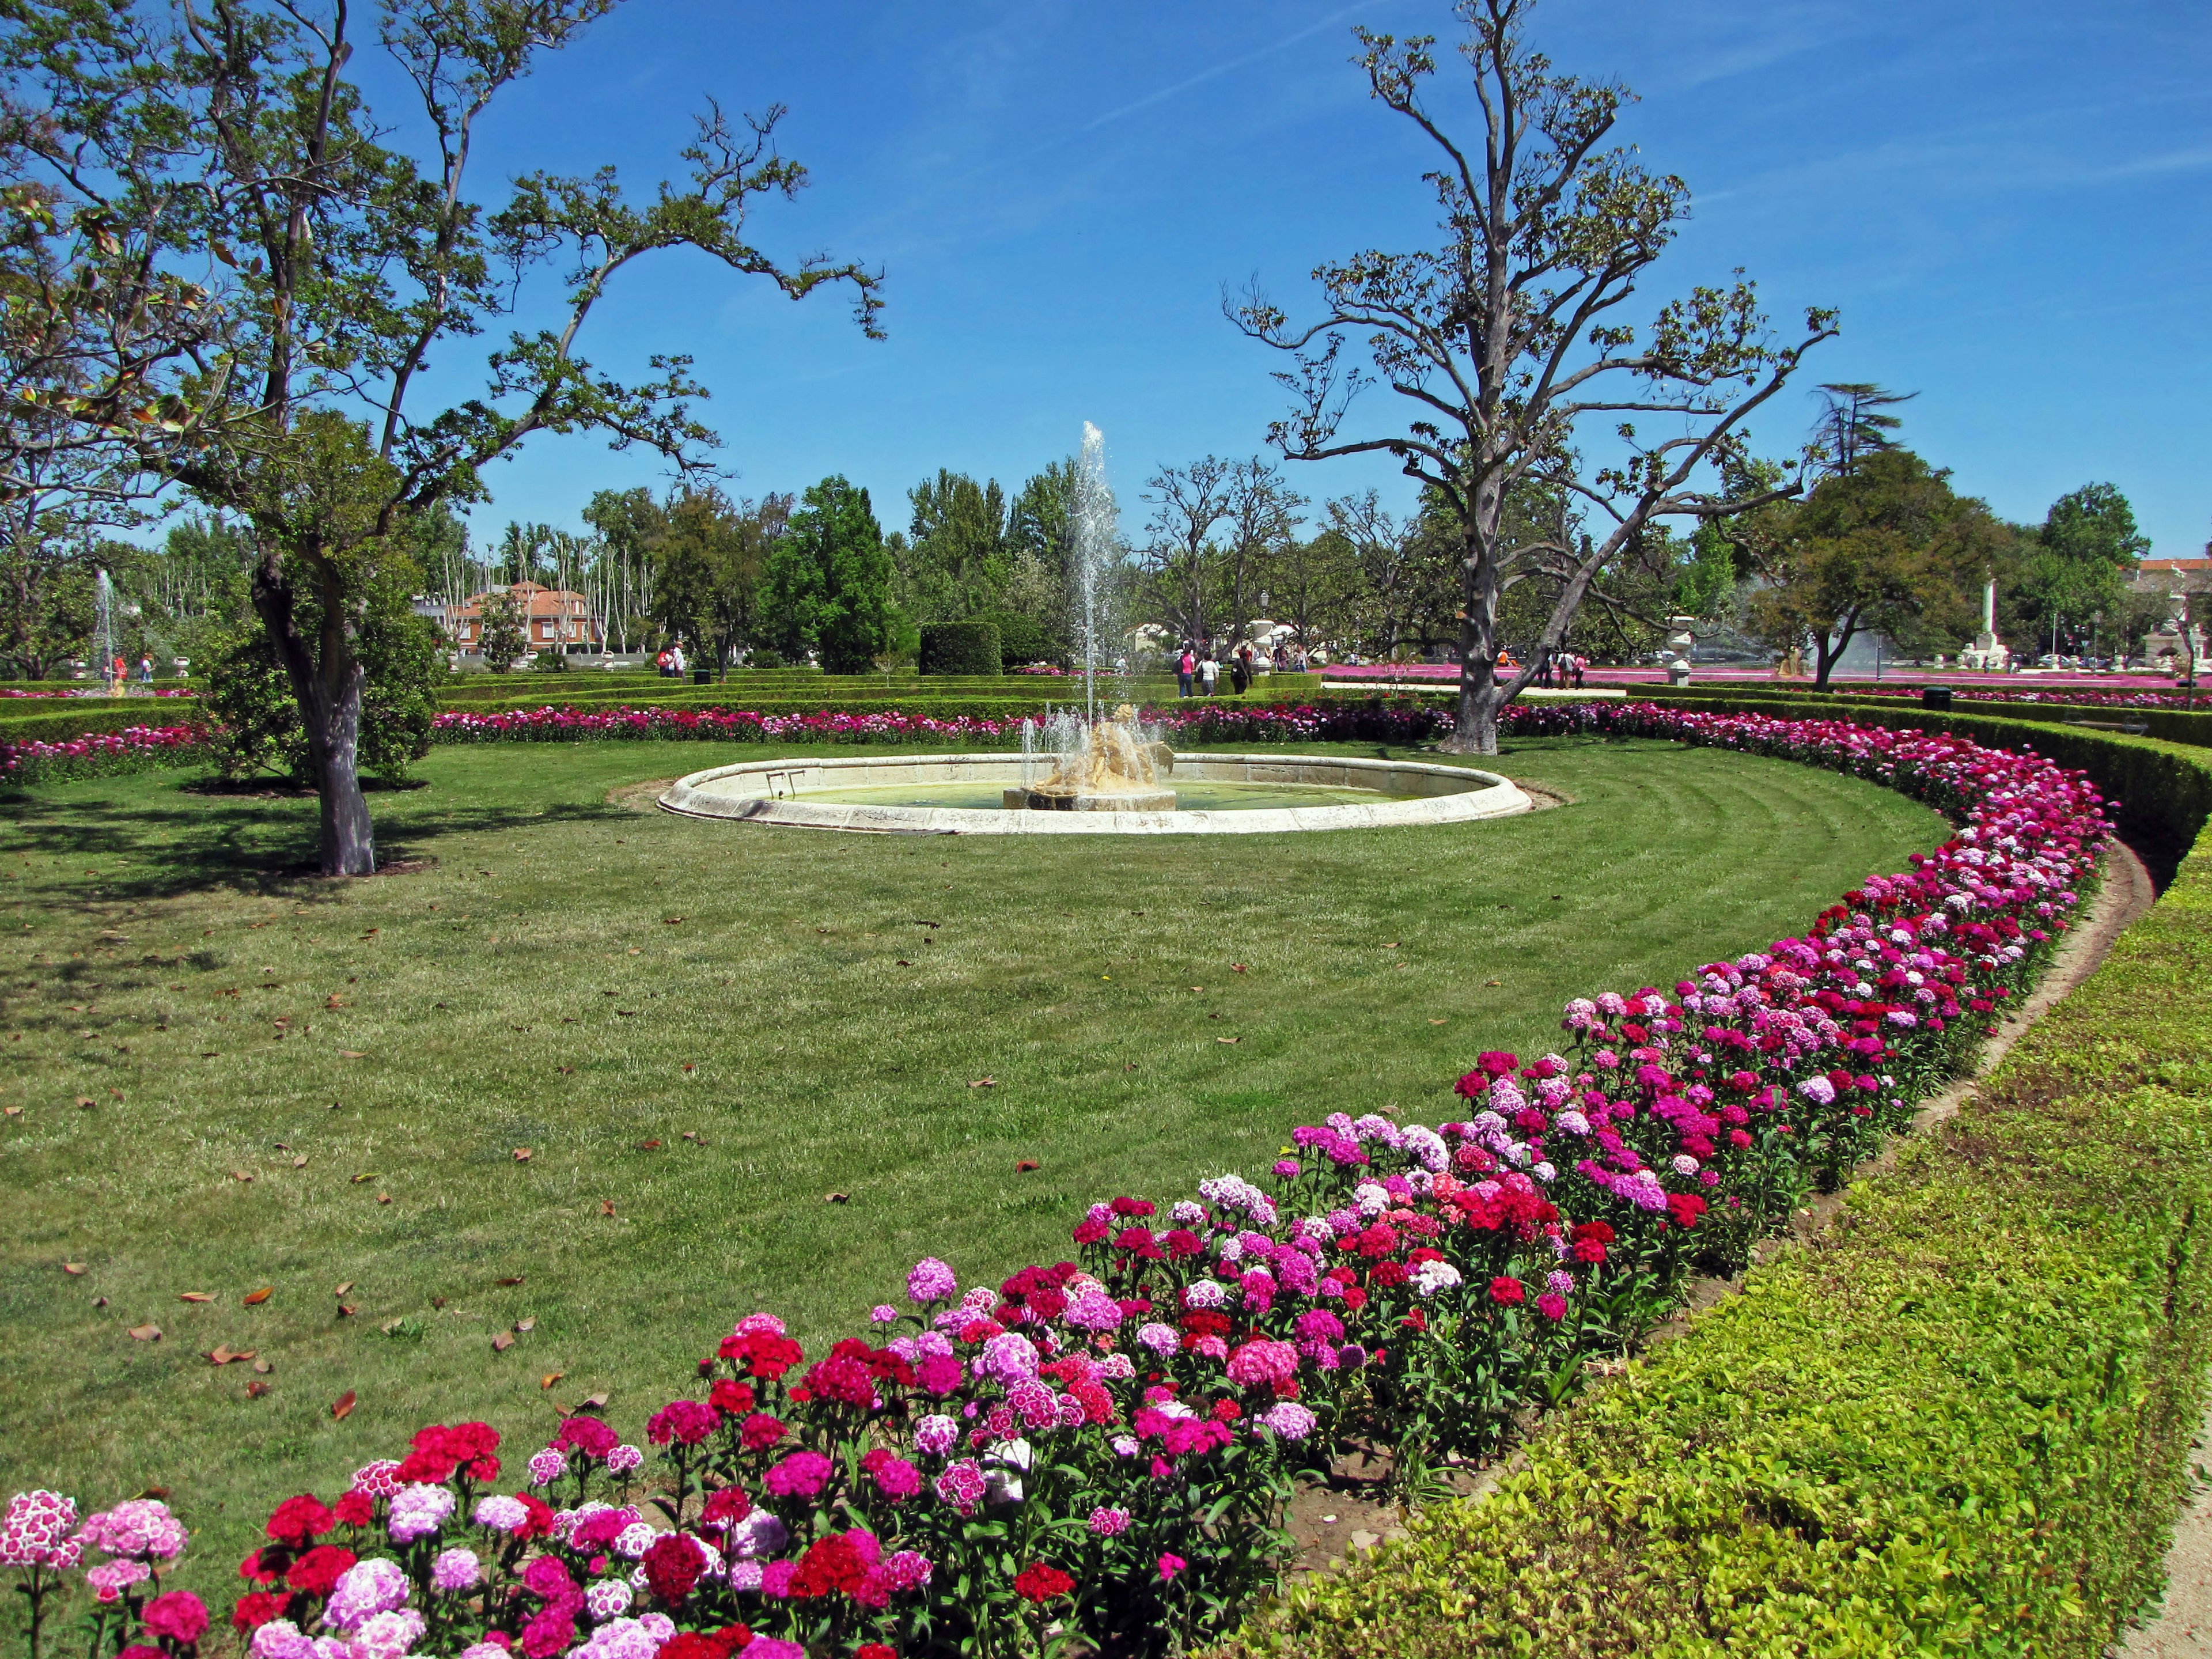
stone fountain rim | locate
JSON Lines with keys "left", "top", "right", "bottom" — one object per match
{"left": 656, "top": 751, "right": 1532, "bottom": 835}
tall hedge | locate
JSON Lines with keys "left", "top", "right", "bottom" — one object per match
{"left": 917, "top": 621, "right": 1002, "bottom": 676}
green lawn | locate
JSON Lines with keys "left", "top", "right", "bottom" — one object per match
{"left": 0, "top": 736, "right": 1942, "bottom": 1575}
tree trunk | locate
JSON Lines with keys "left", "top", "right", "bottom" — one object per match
{"left": 1437, "top": 478, "right": 1506, "bottom": 756}
{"left": 252, "top": 552, "right": 376, "bottom": 876}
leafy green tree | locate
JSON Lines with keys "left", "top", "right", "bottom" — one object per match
{"left": 2010, "top": 483, "right": 2150, "bottom": 660}
{"left": 764, "top": 476, "right": 899, "bottom": 672}
{"left": 1, "top": 0, "right": 881, "bottom": 870}
{"left": 583, "top": 487, "right": 668, "bottom": 654}
{"left": 1231, "top": 0, "right": 1832, "bottom": 751}
{"left": 1262, "top": 527, "right": 1361, "bottom": 653}
{"left": 0, "top": 520, "right": 102, "bottom": 679}
{"left": 899, "top": 471, "right": 1009, "bottom": 623}
{"left": 1748, "top": 450, "right": 1997, "bottom": 685}
{"left": 652, "top": 487, "right": 787, "bottom": 677}
{"left": 1810, "top": 382, "right": 1917, "bottom": 475}
{"left": 475, "top": 588, "right": 527, "bottom": 671}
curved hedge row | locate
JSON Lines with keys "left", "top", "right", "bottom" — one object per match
{"left": 1215, "top": 709, "right": 2212, "bottom": 1658}
{"left": 5, "top": 709, "right": 2115, "bottom": 1659}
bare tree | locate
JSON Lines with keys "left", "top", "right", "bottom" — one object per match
{"left": 1230, "top": 0, "right": 1834, "bottom": 751}
{"left": 1141, "top": 456, "right": 1235, "bottom": 647}
{"left": 1219, "top": 459, "right": 1305, "bottom": 643}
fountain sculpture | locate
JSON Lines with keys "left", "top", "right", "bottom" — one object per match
{"left": 1004, "top": 704, "right": 1175, "bottom": 812}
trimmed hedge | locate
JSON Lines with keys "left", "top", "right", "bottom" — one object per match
{"left": 0, "top": 700, "right": 196, "bottom": 743}
{"left": 918, "top": 620, "right": 1002, "bottom": 676}
{"left": 1646, "top": 684, "right": 2212, "bottom": 750}
{"left": 1215, "top": 722, "right": 2212, "bottom": 1658}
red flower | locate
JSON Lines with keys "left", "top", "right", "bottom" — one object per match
{"left": 237, "top": 1551, "right": 278, "bottom": 1586}
{"left": 642, "top": 1533, "right": 707, "bottom": 1604}
{"left": 332, "top": 1491, "right": 374, "bottom": 1528}
{"left": 1665, "top": 1191, "right": 1707, "bottom": 1229}
{"left": 1013, "top": 1563, "right": 1075, "bottom": 1603}
{"left": 265, "top": 1494, "right": 336, "bottom": 1547}
{"left": 230, "top": 1592, "right": 288, "bottom": 1633}
{"left": 510, "top": 1493, "right": 555, "bottom": 1540}
{"left": 857, "top": 1646, "right": 897, "bottom": 1659}
{"left": 789, "top": 1533, "right": 871, "bottom": 1598}
{"left": 739, "top": 1412, "right": 787, "bottom": 1450}
{"left": 1488, "top": 1276, "right": 1525, "bottom": 1305}
{"left": 699, "top": 1486, "right": 753, "bottom": 1530}
{"left": 661, "top": 1634, "right": 752, "bottom": 1659}
{"left": 286, "top": 1546, "right": 357, "bottom": 1596}
{"left": 718, "top": 1330, "right": 805, "bottom": 1380}
{"left": 646, "top": 1400, "right": 721, "bottom": 1446}
{"left": 707, "top": 1378, "right": 756, "bottom": 1415}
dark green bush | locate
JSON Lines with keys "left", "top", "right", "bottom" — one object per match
{"left": 918, "top": 621, "right": 1002, "bottom": 676}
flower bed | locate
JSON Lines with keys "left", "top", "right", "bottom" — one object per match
{"left": 0, "top": 724, "right": 213, "bottom": 786}
{"left": 427, "top": 700, "right": 1452, "bottom": 749}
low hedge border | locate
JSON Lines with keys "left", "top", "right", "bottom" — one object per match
{"left": 1214, "top": 726, "right": 2212, "bottom": 1658}
{"left": 1645, "top": 684, "right": 2212, "bottom": 751}
{"left": 0, "top": 701, "right": 202, "bottom": 745}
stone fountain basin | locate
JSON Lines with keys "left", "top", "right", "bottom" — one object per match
{"left": 658, "top": 752, "right": 1530, "bottom": 835}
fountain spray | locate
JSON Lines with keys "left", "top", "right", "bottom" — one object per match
{"left": 1072, "top": 422, "right": 1117, "bottom": 728}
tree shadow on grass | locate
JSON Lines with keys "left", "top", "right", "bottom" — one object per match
{"left": 1, "top": 780, "right": 632, "bottom": 907}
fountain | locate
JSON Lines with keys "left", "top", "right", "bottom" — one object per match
{"left": 1003, "top": 704, "right": 1176, "bottom": 812}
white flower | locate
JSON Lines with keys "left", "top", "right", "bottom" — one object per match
{"left": 1409, "top": 1259, "right": 1463, "bottom": 1298}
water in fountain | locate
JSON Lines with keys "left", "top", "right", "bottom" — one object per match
{"left": 94, "top": 569, "right": 116, "bottom": 694}
{"left": 1072, "top": 421, "right": 1117, "bottom": 726}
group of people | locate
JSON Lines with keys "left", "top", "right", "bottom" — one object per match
{"left": 1534, "top": 651, "right": 1589, "bottom": 690}
{"left": 654, "top": 642, "right": 689, "bottom": 678}
{"left": 1168, "top": 641, "right": 1291, "bottom": 699}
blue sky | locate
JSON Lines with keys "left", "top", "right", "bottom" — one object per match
{"left": 409, "top": 0, "right": 2212, "bottom": 555}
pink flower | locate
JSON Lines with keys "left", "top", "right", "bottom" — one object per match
{"left": 1158, "top": 1552, "right": 1188, "bottom": 1582}
{"left": 142, "top": 1591, "right": 210, "bottom": 1645}
{"left": 86, "top": 1559, "right": 150, "bottom": 1601}
{"left": 0, "top": 1491, "right": 80, "bottom": 1567}
{"left": 1088, "top": 1506, "right": 1130, "bottom": 1536}
{"left": 762, "top": 1450, "right": 832, "bottom": 1498}
{"left": 1224, "top": 1339, "right": 1298, "bottom": 1389}
{"left": 1536, "top": 1292, "right": 1569, "bottom": 1321}
{"left": 907, "top": 1258, "right": 957, "bottom": 1304}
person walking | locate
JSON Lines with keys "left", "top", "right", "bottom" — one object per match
{"left": 1199, "top": 650, "right": 1219, "bottom": 696}
{"left": 669, "top": 641, "right": 688, "bottom": 680}
{"left": 1229, "top": 645, "right": 1251, "bottom": 695}
{"left": 1177, "top": 644, "right": 1195, "bottom": 699}
{"left": 1572, "top": 653, "right": 1587, "bottom": 690}
{"left": 137, "top": 654, "right": 154, "bottom": 684}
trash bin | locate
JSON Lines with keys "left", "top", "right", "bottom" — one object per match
{"left": 690, "top": 667, "right": 713, "bottom": 685}
{"left": 1922, "top": 685, "right": 1953, "bottom": 710}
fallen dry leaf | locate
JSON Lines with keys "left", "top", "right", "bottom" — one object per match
{"left": 498, "top": 1275, "right": 525, "bottom": 1286}
{"left": 579, "top": 1391, "right": 609, "bottom": 1410}
{"left": 515, "top": 1317, "right": 536, "bottom": 1332}
{"left": 1383, "top": 942, "right": 1400, "bottom": 949}
{"left": 1429, "top": 1017, "right": 1448, "bottom": 1025}
{"left": 376, "top": 1193, "right": 391, "bottom": 1205}
{"left": 1232, "top": 963, "right": 1249, "bottom": 973}
{"left": 178, "top": 1291, "right": 214, "bottom": 1303}
{"left": 1216, "top": 1036, "right": 1241, "bottom": 1044}
{"left": 1485, "top": 978, "right": 1502, "bottom": 987}
{"left": 664, "top": 916, "right": 685, "bottom": 925}
{"left": 293, "top": 1155, "right": 308, "bottom": 1168}
{"left": 326, "top": 995, "right": 345, "bottom": 1009}
{"left": 638, "top": 1139, "right": 662, "bottom": 1150}
{"left": 331, "top": 1390, "right": 356, "bottom": 1420}
{"left": 244, "top": 1286, "right": 273, "bottom": 1305}
{"left": 895, "top": 959, "right": 911, "bottom": 967}
{"left": 334, "top": 1281, "right": 354, "bottom": 1296}
{"left": 681, "top": 1131, "right": 704, "bottom": 1144}
{"left": 968, "top": 1077, "right": 997, "bottom": 1089}
{"left": 350, "top": 1173, "right": 376, "bottom": 1184}
{"left": 512, "top": 1147, "right": 531, "bottom": 1162}
{"left": 556, "top": 1065, "right": 574, "bottom": 1075}
{"left": 3, "top": 1105, "right": 20, "bottom": 1118}
{"left": 76, "top": 1096, "right": 96, "bottom": 1107}
{"left": 600, "top": 1199, "right": 616, "bottom": 1217}
{"left": 824, "top": 1191, "right": 850, "bottom": 1205}
{"left": 337, "top": 1049, "right": 367, "bottom": 1059}
{"left": 540, "top": 1372, "right": 564, "bottom": 1391}
{"left": 491, "top": 1332, "right": 514, "bottom": 1352}
{"left": 681, "top": 1062, "right": 695, "bottom": 1074}
{"left": 206, "top": 1346, "right": 256, "bottom": 1366}
{"left": 246, "top": 1381, "right": 272, "bottom": 1399}
{"left": 128, "top": 1323, "right": 161, "bottom": 1342}
{"left": 63, "top": 1262, "right": 85, "bottom": 1275}
{"left": 252, "top": 1358, "right": 272, "bottom": 1374}
{"left": 336, "top": 1304, "right": 357, "bottom": 1318}
{"left": 1015, "top": 1160, "right": 1041, "bottom": 1174}
{"left": 230, "top": 1170, "right": 255, "bottom": 1183}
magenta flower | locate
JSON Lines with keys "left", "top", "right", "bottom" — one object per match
{"left": 763, "top": 1450, "right": 833, "bottom": 1498}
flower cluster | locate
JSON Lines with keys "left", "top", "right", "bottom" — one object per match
{"left": 9, "top": 709, "right": 2107, "bottom": 1657}
{"left": 426, "top": 699, "right": 1450, "bottom": 749}
{"left": 0, "top": 724, "right": 212, "bottom": 784}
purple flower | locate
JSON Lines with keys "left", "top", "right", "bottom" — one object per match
{"left": 385, "top": 1483, "right": 455, "bottom": 1543}
{"left": 914, "top": 1414, "right": 960, "bottom": 1457}
{"left": 1797, "top": 1075, "right": 1838, "bottom": 1107}
{"left": 1088, "top": 1505, "right": 1131, "bottom": 1536}
{"left": 430, "top": 1548, "right": 480, "bottom": 1592}
{"left": 763, "top": 1450, "right": 833, "bottom": 1498}
{"left": 907, "top": 1257, "right": 959, "bottom": 1304}
{"left": 1259, "top": 1401, "right": 1318, "bottom": 1441}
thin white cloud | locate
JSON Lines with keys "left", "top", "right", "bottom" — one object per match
{"left": 1075, "top": 1, "right": 1390, "bottom": 135}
